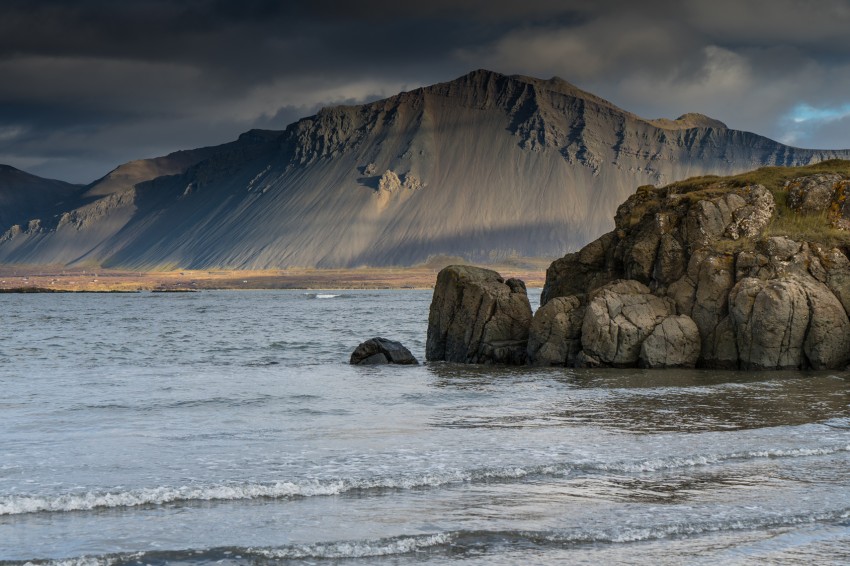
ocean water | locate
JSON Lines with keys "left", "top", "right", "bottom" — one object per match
{"left": 2, "top": 290, "right": 850, "bottom": 565}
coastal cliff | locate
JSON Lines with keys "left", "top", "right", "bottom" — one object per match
{"left": 428, "top": 161, "right": 850, "bottom": 370}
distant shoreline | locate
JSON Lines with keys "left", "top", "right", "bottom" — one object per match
{"left": 0, "top": 261, "right": 550, "bottom": 292}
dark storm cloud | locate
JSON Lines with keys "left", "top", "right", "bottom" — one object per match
{"left": 1, "top": 0, "right": 850, "bottom": 182}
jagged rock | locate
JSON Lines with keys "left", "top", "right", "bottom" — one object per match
{"left": 728, "top": 185, "right": 775, "bottom": 239}
{"left": 654, "top": 233, "right": 687, "bottom": 286}
{"left": 639, "top": 315, "right": 701, "bottom": 368}
{"left": 763, "top": 236, "right": 801, "bottom": 261}
{"left": 785, "top": 174, "right": 850, "bottom": 230}
{"left": 682, "top": 185, "right": 774, "bottom": 249}
{"left": 527, "top": 295, "right": 585, "bottom": 366}
{"left": 426, "top": 265, "right": 532, "bottom": 364}
{"left": 350, "top": 337, "right": 418, "bottom": 365}
{"left": 580, "top": 280, "right": 675, "bottom": 366}
{"left": 801, "top": 281, "right": 850, "bottom": 370}
{"left": 735, "top": 250, "right": 769, "bottom": 280}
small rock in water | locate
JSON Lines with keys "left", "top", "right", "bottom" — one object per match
{"left": 350, "top": 337, "right": 418, "bottom": 365}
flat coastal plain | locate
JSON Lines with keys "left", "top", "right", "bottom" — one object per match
{"left": 0, "top": 259, "right": 550, "bottom": 292}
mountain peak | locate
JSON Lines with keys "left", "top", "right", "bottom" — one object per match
{"left": 650, "top": 112, "right": 728, "bottom": 130}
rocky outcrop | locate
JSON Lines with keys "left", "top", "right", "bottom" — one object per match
{"left": 426, "top": 265, "right": 532, "bottom": 364}
{"left": 350, "top": 337, "right": 418, "bottom": 365}
{"left": 532, "top": 169, "right": 850, "bottom": 370}
{"left": 785, "top": 174, "right": 850, "bottom": 230}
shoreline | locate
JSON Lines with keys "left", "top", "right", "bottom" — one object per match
{"left": 0, "top": 261, "right": 550, "bottom": 292}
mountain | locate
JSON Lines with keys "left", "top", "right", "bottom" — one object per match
{"left": 0, "top": 165, "right": 81, "bottom": 236}
{"left": 2, "top": 69, "right": 850, "bottom": 269}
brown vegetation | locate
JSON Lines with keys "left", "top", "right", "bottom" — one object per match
{"left": 0, "top": 259, "right": 551, "bottom": 292}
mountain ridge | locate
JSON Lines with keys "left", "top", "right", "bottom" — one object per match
{"left": 2, "top": 69, "right": 850, "bottom": 269}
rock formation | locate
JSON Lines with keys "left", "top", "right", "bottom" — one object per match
{"left": 350, "top": 337, "right": 419, "bottom": 365}
{"left": 534, "top": 163, "right": 850, "bottom": 370}
{"left": 426, "top": 265, "right": 532, "bottom": 364}
{"left": 2, "top": 70, "right": 850, "bottom": 269}
{"left": 426, "top": 162, "right": 850, "bottom": 370}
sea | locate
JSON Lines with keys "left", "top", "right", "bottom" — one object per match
{"left": 2, "top": 289, "right": 850, "bottom": 565}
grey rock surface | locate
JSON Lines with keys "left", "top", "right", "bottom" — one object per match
{"left": 580, "top": 280, "right": 675, "bottom": 366}
{"left": 639, "top": 315, "right": 701, "bottom": 368}
{"left": 426, "top": 265, "right": 532, "bottom": 364}
{"left": 527, "top": 295, "right": 585, "bottom": 366}
{"left": 786, "top": 174, "right": 843, "bottom": 213}
{"left": 350, "top": 337, "right": 419, "bottom": 365}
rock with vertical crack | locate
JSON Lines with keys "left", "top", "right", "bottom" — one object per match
{"left": 426, "top": 265, "right": 532, "bottom": 364}
{"left": 639, "top": 315, "right": 701, "bottom": 368}
{"left": 579, "top": 280, "right": 675, "bottom": 366}
{"left": 527, "top": 295, "right": 585, "bottom": 366}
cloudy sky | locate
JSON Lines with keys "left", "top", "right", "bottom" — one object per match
{"left": 3, "top": 0, "right": 850, "bottom": 183}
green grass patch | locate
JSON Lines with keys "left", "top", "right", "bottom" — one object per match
{"left": 650, "top": 159, "right": 850, "bottom": 248}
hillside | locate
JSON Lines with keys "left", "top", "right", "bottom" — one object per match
{"left": 2, "top": 69, "right": 850, "bottom": 269}
{"left": 0, "top": 165, "right": 81, "bottom": 233}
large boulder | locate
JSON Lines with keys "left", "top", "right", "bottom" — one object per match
{"left": 350, "top": 337, "right": 418, "bottom": 365}
{"left": 729, "top": 276, "right": 850, "bottom": 370}
{"left": 580, "top": 280, "right": 675, "bottom": 366}
{"left": 537, "top": 167, "right": 850, "bottom": 370}
{"left": 670, "top": 251, "right": 737, "bottom": 366}
{"left": 786, "top": 173, "right": 843, "bottom": 213}
{"left": 785, "top": 174, "right": 850, "bottom": 230}
{"left": 639, "top": 315, "right": 701, "bottom": 368}
{"left": 426, "top": 265, "right": 532, "bottom": 364}
{"left": 810, "top": 243, "right": 850, "bottom": 317}
{"left": 527, "top": 295, "right": 585, "bottom": 366}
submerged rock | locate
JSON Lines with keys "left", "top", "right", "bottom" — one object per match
{"left": 350, "top": 337, "right": 418, "bottom": 365}
{"left": 426, "top": 265, "right": 532, "bottom": 364}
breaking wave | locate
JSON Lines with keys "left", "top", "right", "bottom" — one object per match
{"left": 14, "top": 507, "right": 850, "bottom": 565}
{"left": 3, "top": 444, "right": 848, "bottom": 516}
